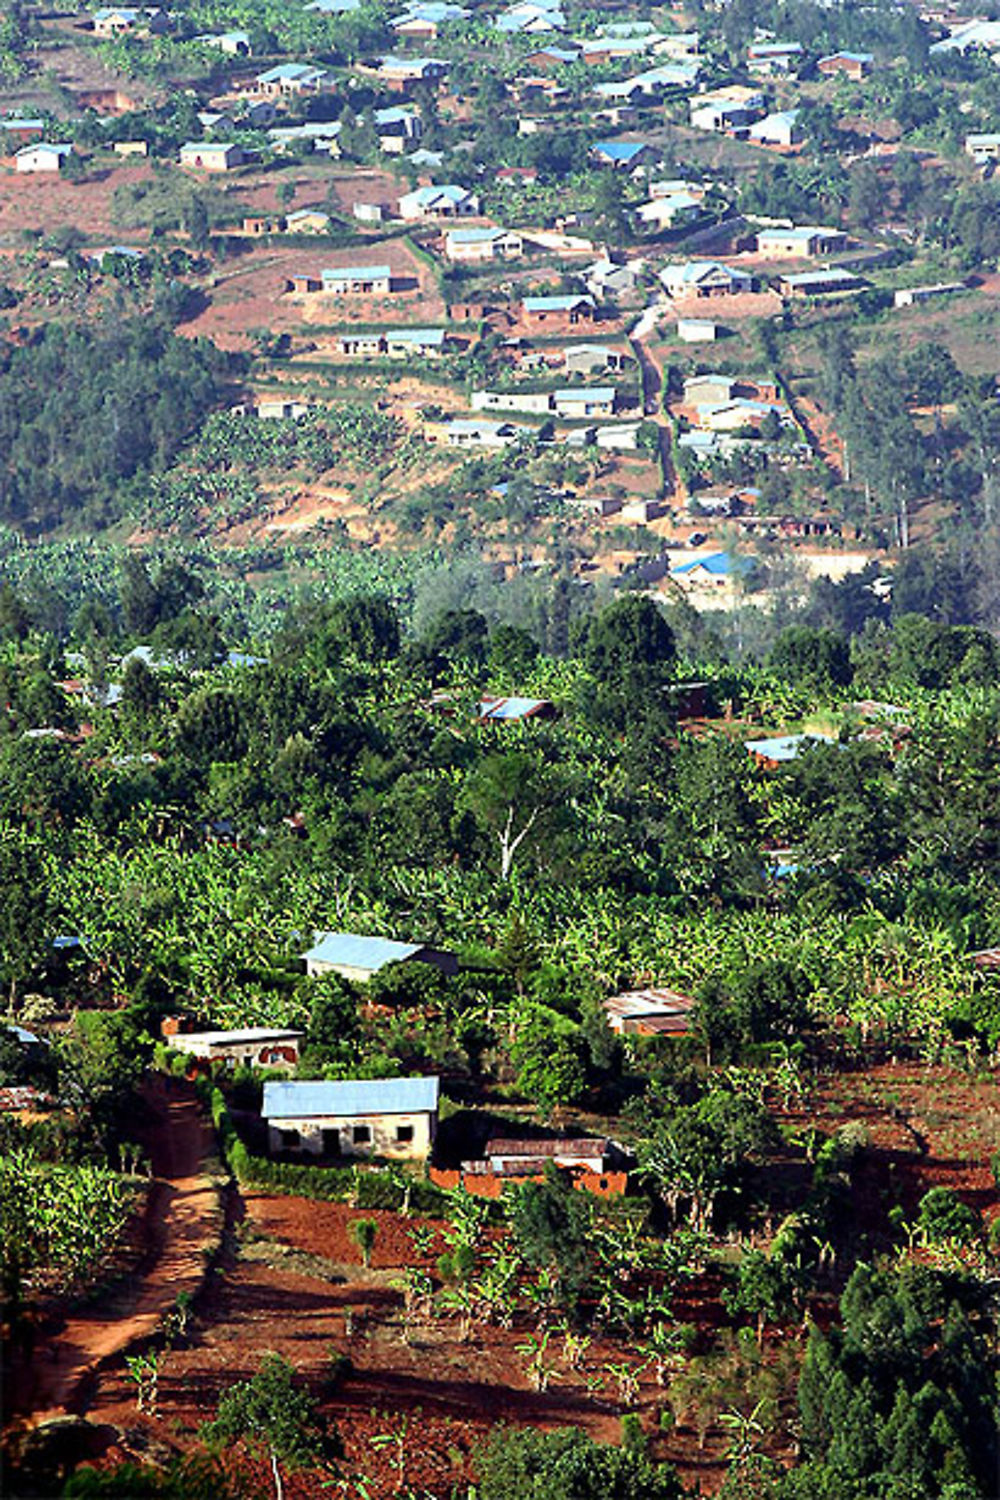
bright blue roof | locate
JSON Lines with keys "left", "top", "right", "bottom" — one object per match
{"left": 745, "top": 734, "right": 830, "bottom": 761}
{"left": 479, "top": 696, "right": 549, "bottom": 719}
{"left": 322, "top": 264, "right": 393, "bottom": 282}
{"left": 524, "top": 294, "right": 593, "bottom": 311}
{"left": 305, "top": 931, "right": 425, "bottom": 970}
{"left": 263, "top": 1076, "right": 440, "bottom": 1119}
{"left": 446, "top": 226, "right": 506, "bottom": 243}
{"left": 387, "top": 327, "right": 446, "bottom": 344}
{"left": 257, "top": 62, "right": 323, "bottom": 81}
{"left": 672, "top": 551, "right": 751, "bottom": 576}
{"left": 594, "top": 140, "right": 647, "bottom": 162}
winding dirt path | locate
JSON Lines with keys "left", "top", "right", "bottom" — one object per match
{"left": 8, "top": 1077, "right": 221, "bottom": 1426}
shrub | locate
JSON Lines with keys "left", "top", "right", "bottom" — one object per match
{"left": 917, "top": 1187, "right": 980, "bottom": 1244}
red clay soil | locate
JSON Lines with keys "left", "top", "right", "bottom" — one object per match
{"left": 23, "top": 1061, "right": 1000, "bottom": 1497}
{"left": 7, "top": 1077, "right": 221, "bottom": 1427}
{"left": 0, "top": 163, "right": 154, "bottom": 243}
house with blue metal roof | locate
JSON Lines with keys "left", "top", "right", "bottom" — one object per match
{"left": 304, "top": 931, "right": 457, "bottom": 981}
{"left": 478, "top": 695, "right": 557, "bottom": 722}
{"left": 671, "top": 552, "right": 756, "bottom": 586}
{"left": 399, "top": 183, "right": 479, "bottom": 219}
{"left": 745, "top": 733, "right": 835, "bottom": 766}
{"left": 263, "top": 1076, "right": 440, "bottom": 1158}
{"left": 320, "top": 265, "right": 394, "bottom": 296}
{"left": 591, "top": 140, "right": 653, "bottom": 170}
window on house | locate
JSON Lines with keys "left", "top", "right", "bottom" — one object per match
{"left": 396, "top": 1124, "right": 414, "bottom": 1144}
{"left": 281, "top": 1128, "right": 300, "bottom": 1149}
{"left": 353, "top": 1124, "right": 372, "bottom": 1145}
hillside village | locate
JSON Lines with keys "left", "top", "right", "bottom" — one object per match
{"left": 5, "top": 0, "right": 1000, "bottom": 1494}
{"left": 0, "top": 0, "right": 998, "bottom": 588}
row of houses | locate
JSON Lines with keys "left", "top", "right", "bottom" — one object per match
{"left": 470, "top": 385, "right": 620, "bottom": 419}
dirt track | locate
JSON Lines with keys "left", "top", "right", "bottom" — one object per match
{"left": 8, "top": 1077, "right": 221, "bottom": 1425}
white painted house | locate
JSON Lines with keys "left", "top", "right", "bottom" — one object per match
{"left": 263, "top": 1076, "right": 440, "bottom": 1158}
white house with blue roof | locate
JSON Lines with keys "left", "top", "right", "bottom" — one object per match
{"left": 398, "top": 183, "right": 479, "bottom": 220}
{"left": 263, "top": 1076, "right": 440, "bottom": 1158}
{"left": 304, "top": 931, "right": 457, "bottom": 981}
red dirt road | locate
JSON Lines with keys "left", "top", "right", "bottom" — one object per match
{"left": 8, "top": 1078, "right": 221, "bottom": 1426}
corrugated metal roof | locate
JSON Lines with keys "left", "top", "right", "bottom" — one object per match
{"left": 479, "top": 695, "right": 550, "bottom": 719}
{"left": 488, "top": 1137, "right": 609, "bottom": 1156}
{"left": 322, "top": 265, "right": 392, "bottom": 281}
{"left": 174, "top": 1027, "right": 304, "bottom": 1048}
{"left": 263, "top": 1076, "right": 440, "bottom": 1119}
{"left": 745, "top": 733, "right": 830, "bottom": 761}
{"left": 305, "top": 931, "right": 425, "bottom": 970}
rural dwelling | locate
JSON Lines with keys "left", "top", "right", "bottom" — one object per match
{"left": 471, "top": 389, "right": 555, "bottom": 415}
{"left": 445, "top": 226, "right": 524, "bottom": 262}
{"left": 661, "top": 260, "right": 752, "bottom": 298}
{"left": 0, "top": 117, "right": 44, "bottom": 143}
{"left": 671, "top": 551, "right": 754, "bottom": 587}
{"left": 436, "top": 418, "right": 527, "bottom": 448}
{"left": 553, "top": 386, "right": 618, "bottom": 418}
{"left": 893, "top": 282, "right": 965, "bottom": 308}
{"left": 479, "top": 1137, "right": 626, "bottom": 1174}
{"left": 478, "top": 694, "right": 557, "bottom": 721}
{"left": 563, "top": 343, "right": 630, "bottom": 375}
{"left": 255, "top": 62, "right": 333, "bottom": 96}
{"left": 15, "top": 142, "right": 72, "bottom": 173}
{"left": 337, "top": 333, "right": 385, "bottom": 356}
{"left": 321, "top": 264, "right": 394, "bottom": 295}
{"left": 284, "top": 208, "right": 332, "bottom": 234}
{"left": 965, "top": 133, "right": 1000, "bottom": 164}
{"left": 497, "top": 3, "right": 567, "bottom": 36}
{"left": 604, "top": 988, "right": 696, "bottom": 1035}
{"left": 747, "top": 40, "right": 802, "bottom": 75}
{"left": 179, "top": 141, "right": 244, "bottom": 172}
{"left": 374, "top": 105, "right": 423, "bottom": 152}
{"left": 263, "top": 1076, "right": 440, "bottom": 1158}
{"left": 354, "top": 201, "right": 386, "bottom": 223}
{"left": 755, "top": 225, "right": 847, "bottom": 257}
{"left": 522, "top": 293, "right": 596, "bottom": 329}
{"left": 584, "top": 258, "right": 643, "bottom": 300}
{"left": 340, "top": 327, "right": 447, "bottom": 356}
{"left": 591, "top": 140, "right": 653, "bottom": 171}
{"left": 747, "top": 109, "right": 802, "bottom": 147}
{"left": 114, "top": 140, "right": 148, "bottom": 157}
{"left": 620, "top": 498, "right": 664, "bottom": 521}
{"left": 777, "top": 267, "right": 866, "bottom": 298}
{"left": 440, "top": 1135, "right": 629, "bottom": 1197}
{"left": 165, "top": 1025, "right": 304, "bottom": 1071}
{"left": 689, "top": 85, "right": 763, "bottom": 134}
{"left": 817, "top": 50, "right": 873, "bottom": 79}
{"left": 268, "top": 122, "right": 342, "bottom": 156}
{"left": 745, "top": 733, "right": 833, "bottom": 767}
{"left": 376, "top": 54, "right": 449, "bottom": 91}
{"left": 635, "top": 191, "right": 703, "bottom": 230}
{"left": 399, "top": 183, "right": 479, "bottom": 219}
{"left": 696, "top": 397, "right": 785, "bottom": 432}
{"left": 195, "top": 28, "right": 252, "bottom": 54}
{"left": 677, "top": 317, "right": 717, "bottom": 342}
{"left": 304, "top": 931, "right": 458, "bottom": 982}
{"left": 391, "top": 2, "right": 467, "bottom": 40}
{"left": 931, "top": 18, "right": 1000, "bottom": 54}
{"left": 684, "top": 372, "right": 737, "bottom": 405}
{"left": 92, "top": 5, "right": 170, "bottom": 35}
